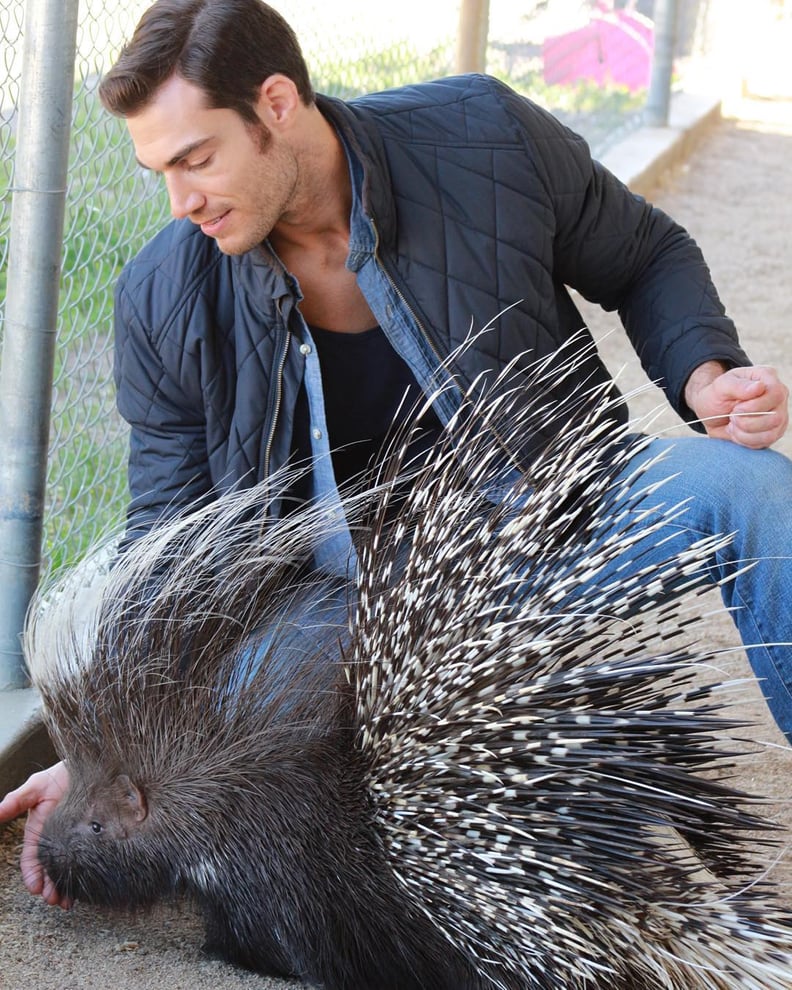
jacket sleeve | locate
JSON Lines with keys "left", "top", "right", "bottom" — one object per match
{"left": 113, "top": 271, "right": 214, "bottom": 551}
{"left": 501, "top": 84, "right": 750, "bottom": 421}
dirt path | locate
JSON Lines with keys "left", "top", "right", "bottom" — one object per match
{"left": 2, "top": 96, "right": 792, "bottom": 989}
{"left": 582, "top": 92, "right": 792, "bottom": 889}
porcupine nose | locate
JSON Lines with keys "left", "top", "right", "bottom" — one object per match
{"left": 37, "top": 837, "right": 76, "bottom": 899}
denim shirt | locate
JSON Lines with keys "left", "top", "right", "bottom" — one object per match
{"left": 291, "top": 137, "right": 462, "bottom": 577}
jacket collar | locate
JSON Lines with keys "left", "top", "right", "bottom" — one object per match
{"left": 315, "top": 93, "right": 397, "bottom": 255}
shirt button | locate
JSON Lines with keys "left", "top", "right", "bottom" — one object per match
{"left": 312, "top": 428, "right": 322, "bottom": 440}
{"left": 299, "top": 343, "right": 311, "bottom": 356}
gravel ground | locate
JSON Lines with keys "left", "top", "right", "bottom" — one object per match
{"left": 2, "top": 95, "right": 792, "bottom": 989}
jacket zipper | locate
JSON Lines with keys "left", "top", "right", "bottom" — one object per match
{"left": 263, "top": 298, "right": 291, "bottom": 485}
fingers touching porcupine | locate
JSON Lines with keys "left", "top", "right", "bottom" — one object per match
{"left": 26, "top": 342, "right": 792, "bottom": 989}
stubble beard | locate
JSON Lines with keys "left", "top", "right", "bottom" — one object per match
{"left": 214, "top": 121, "right": 297, "bottom": 256}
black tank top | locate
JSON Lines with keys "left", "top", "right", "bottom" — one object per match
{"left": 290, "top": 325, "right": 442, "bottom": 493}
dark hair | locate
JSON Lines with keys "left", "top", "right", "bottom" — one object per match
{"left": 98, "top": 0, "right": 315, "bottom": 120}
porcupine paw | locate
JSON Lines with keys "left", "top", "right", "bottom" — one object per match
{"left": 199, "top": 939, "right": 297, "bottom": 977}
{"left": 201, "top": 910, "right": 296, "bottom": 977}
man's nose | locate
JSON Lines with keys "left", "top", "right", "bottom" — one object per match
{"left": 165, "top": 173, "right": 205, "bottom": 220}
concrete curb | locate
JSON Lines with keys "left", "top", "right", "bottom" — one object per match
{"left": 0, "top": 688, "right": 55, "bottom": 796}
{"left": 0, "top": 87, "right": 722, "bottom": 799}
{"left": 601, "top": 90, "right": 722, "bottom": 195}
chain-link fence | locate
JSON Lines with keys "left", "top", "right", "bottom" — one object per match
{"left": 0, "top": 0, "right": 755, "bottom": 686}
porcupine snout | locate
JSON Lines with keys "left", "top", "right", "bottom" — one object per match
{"left": 37, "top": 768, "right": 170, "bottom": 908}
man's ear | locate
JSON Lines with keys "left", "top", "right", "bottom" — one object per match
{"left": 255, "top": 73, "right": 301, "bottom": 127}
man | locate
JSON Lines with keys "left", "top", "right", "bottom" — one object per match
{"left": 2, "top": 0, "right": 790, "bottom": 909}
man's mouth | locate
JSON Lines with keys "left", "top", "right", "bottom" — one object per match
{"left": 199, "top": 211, "right": 230, "bottom": 235}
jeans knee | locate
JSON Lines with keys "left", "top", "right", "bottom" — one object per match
{"left": 631, "top": 437, "right": 791, "bottom": 544}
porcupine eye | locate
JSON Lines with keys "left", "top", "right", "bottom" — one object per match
{"left": 90, "top": 821, "right": 103, "bottom": 834}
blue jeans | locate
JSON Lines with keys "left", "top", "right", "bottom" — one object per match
{"left": 609, "top": 435, "right": 792, "bottom": 742}
{"left": 235, "top": 578, "right": 352, "bottom": 706}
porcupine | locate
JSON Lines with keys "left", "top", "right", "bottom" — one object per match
{"left": 25, "top": 339, "right": 792, "bottom": 990}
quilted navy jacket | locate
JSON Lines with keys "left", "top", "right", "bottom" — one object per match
{"left": 113, "top": 74, "right": 748, "bottom": 542}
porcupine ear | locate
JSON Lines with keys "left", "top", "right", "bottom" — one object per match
{"left": 113, "top": 774, "right": 148, "bottom": 825}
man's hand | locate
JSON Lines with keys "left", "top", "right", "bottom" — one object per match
{"left": 0, "top": 761, "right": 72, "bottom": 908}
{"left": 684, "top": 361, "right": 790, "bottom": 449}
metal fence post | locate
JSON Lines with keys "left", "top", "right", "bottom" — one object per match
{"left": 456, "top": 0, "right": 490, "bottom": 74}
{"left": 645, "top": 0, "right": 679, "bottom": 126}
{"left": 0, "top": 0, "right": 79, "bottom": 689}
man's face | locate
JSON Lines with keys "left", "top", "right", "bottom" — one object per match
{"left": 127, "top": 74, "right": 298, "bottom": 255}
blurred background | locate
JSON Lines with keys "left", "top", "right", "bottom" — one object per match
{"left": 0, "top": 0, "right": 789, "bottom": 688}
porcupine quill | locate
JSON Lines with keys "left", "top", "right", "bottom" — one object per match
{"left": 25, "top": 336, "right": 792, "bottom": 989}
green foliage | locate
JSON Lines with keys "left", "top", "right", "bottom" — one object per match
{"left": 44, "top": 402, "right": 128, "bottom": 574}
{"left": 490, "top": 62, "right": 646, "bottom": 154}
{"left": 42, "top": 88, "right": 169, "bottom": 573}
{"left": 0, "top": 116, "right": 15, "bottom": 337}
{"left": 313, "top": 37, "right": 455, "bottom": 99}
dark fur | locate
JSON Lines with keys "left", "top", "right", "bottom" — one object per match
{"left": 38, "top": 612, "right": 482, "bottom": 988}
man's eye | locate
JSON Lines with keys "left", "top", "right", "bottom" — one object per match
{"left": 188, "top": 157, "right": 212, "bottom": 171}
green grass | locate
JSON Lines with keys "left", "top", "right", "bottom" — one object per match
{"left": 313, "top": 38, "right": 455, "bottom": 99}
{"left": 39, "top": 94, "right": 162, "bottom": 569}
{"left": 489, "top": 55, "right": 646, "bottom": 154}
{"left": 23, "top": 92, "right": 171, "bottom": 573}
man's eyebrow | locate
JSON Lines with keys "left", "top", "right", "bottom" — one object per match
{"left": 136, "top": 138, "right": 212, "bottom": 172}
